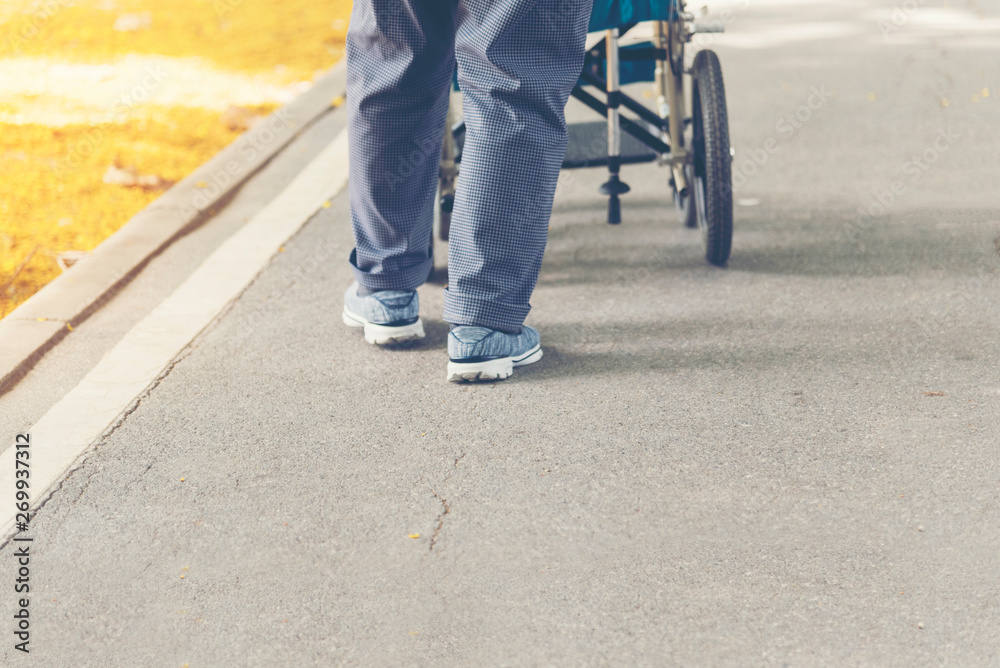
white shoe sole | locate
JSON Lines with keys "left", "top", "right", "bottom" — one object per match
{"left": 447, "top": 344, "right": 542, "bottom": 382}
{"left": 342, "top": 308, "right": 425, "bottom": 345}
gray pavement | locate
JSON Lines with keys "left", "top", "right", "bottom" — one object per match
{"left": 3, "top": 0, "right": 1000, "bottom": 665}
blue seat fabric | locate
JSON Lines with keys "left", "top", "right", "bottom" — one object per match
{"left": 589, "top": 0, "right": 679, "bottom": 32}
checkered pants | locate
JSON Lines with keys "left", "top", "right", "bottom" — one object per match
{"left": 346, "top": 0, "right": 592, "bottom": 332}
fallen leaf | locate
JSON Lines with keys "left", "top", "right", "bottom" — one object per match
{"left": 221, "top": 105, "right": 265, "bottom": 132}
{"left": 103, "top": 164, "right": 173, "bottom": 191}
{"left": 113, "top": 12, "right": 152, "bottom": 32}
{"left": 56, "top": 250, "right": 89, "bottom": 271}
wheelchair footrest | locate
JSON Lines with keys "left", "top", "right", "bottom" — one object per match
{"left": 563, "top": 121, "right": 658, "bottom": 169}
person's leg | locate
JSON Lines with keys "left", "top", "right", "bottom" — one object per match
{"left": 444, "top": 0, "right": 592, "bottom": 332}
{"left": 346, "top": 0, "right": 457, "bottom": 292}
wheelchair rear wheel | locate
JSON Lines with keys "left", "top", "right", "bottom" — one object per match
{"left": 436, "top": 135, "right": 456, "bottom": 243}
{"left": 690, "top": 49, "right": 733, "bottom": 267}
{"left": 436, "top": 93, "right": 463, "bottom": 243}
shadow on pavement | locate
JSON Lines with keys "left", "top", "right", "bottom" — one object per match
{"left": 543, "top": 204, "right": 999, "bottom": 281}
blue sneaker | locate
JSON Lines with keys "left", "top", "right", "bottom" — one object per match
{"left": 447, "top": 325, "right": 542, "bottom": 382}
{"left": 342, "top": 282, "right": 425, "bottom": 345}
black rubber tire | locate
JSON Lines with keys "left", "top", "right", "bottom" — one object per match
{"left": 436, "top": 103, "right": 461, "bottom": 243}
{"left": 436, "top": 130, "right": 460, "bottom": 242}
{"left": 691, "top": 49, "right": 733, "bottom": 267}
{"left": 436, "top": 194, "right": 452, "bottom": 242}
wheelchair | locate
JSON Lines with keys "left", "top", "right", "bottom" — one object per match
{"left": 437, "top": 0, "right": 733, "bottom": 267}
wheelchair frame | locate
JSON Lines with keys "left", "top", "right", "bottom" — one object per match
{"left": 437, "top": 3, "right": 734, "bottom": 267}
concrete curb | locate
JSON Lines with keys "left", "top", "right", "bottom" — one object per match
{"left": 0, "top": 61, "right": 347, "bottom": 397}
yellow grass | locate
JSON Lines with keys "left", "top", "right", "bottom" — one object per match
{"left": 0, "top": 0, "right": 351, "bottom": 317}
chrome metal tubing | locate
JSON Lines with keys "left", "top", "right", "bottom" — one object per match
{"left": 605, "top": 28, "right": 621, "bottom": 158}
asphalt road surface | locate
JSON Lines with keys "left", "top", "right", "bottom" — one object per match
{"left": 2, "top": 0, "right": 998, "bottom": 665}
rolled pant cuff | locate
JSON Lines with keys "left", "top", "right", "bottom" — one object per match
{"left": 442, "top": 289, "right": 530, "bottom": 332}
{"left": 350, "top": 250, "right": 432, "bottom": 292}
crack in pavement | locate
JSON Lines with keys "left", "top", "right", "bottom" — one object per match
{"left": 427, "top": 451, "right": 465, "bottom": 553}
{"left": 69, "top": 469, "right": 99, "bottom": 507}
{"left": 0, "top": 348, "right": 194, "bottom": 551}
{"left": 428, "top": 490, "right": 450, "bottom": 552}
{"left": 444, "top": 452, "right": 465, "bottom": 484}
